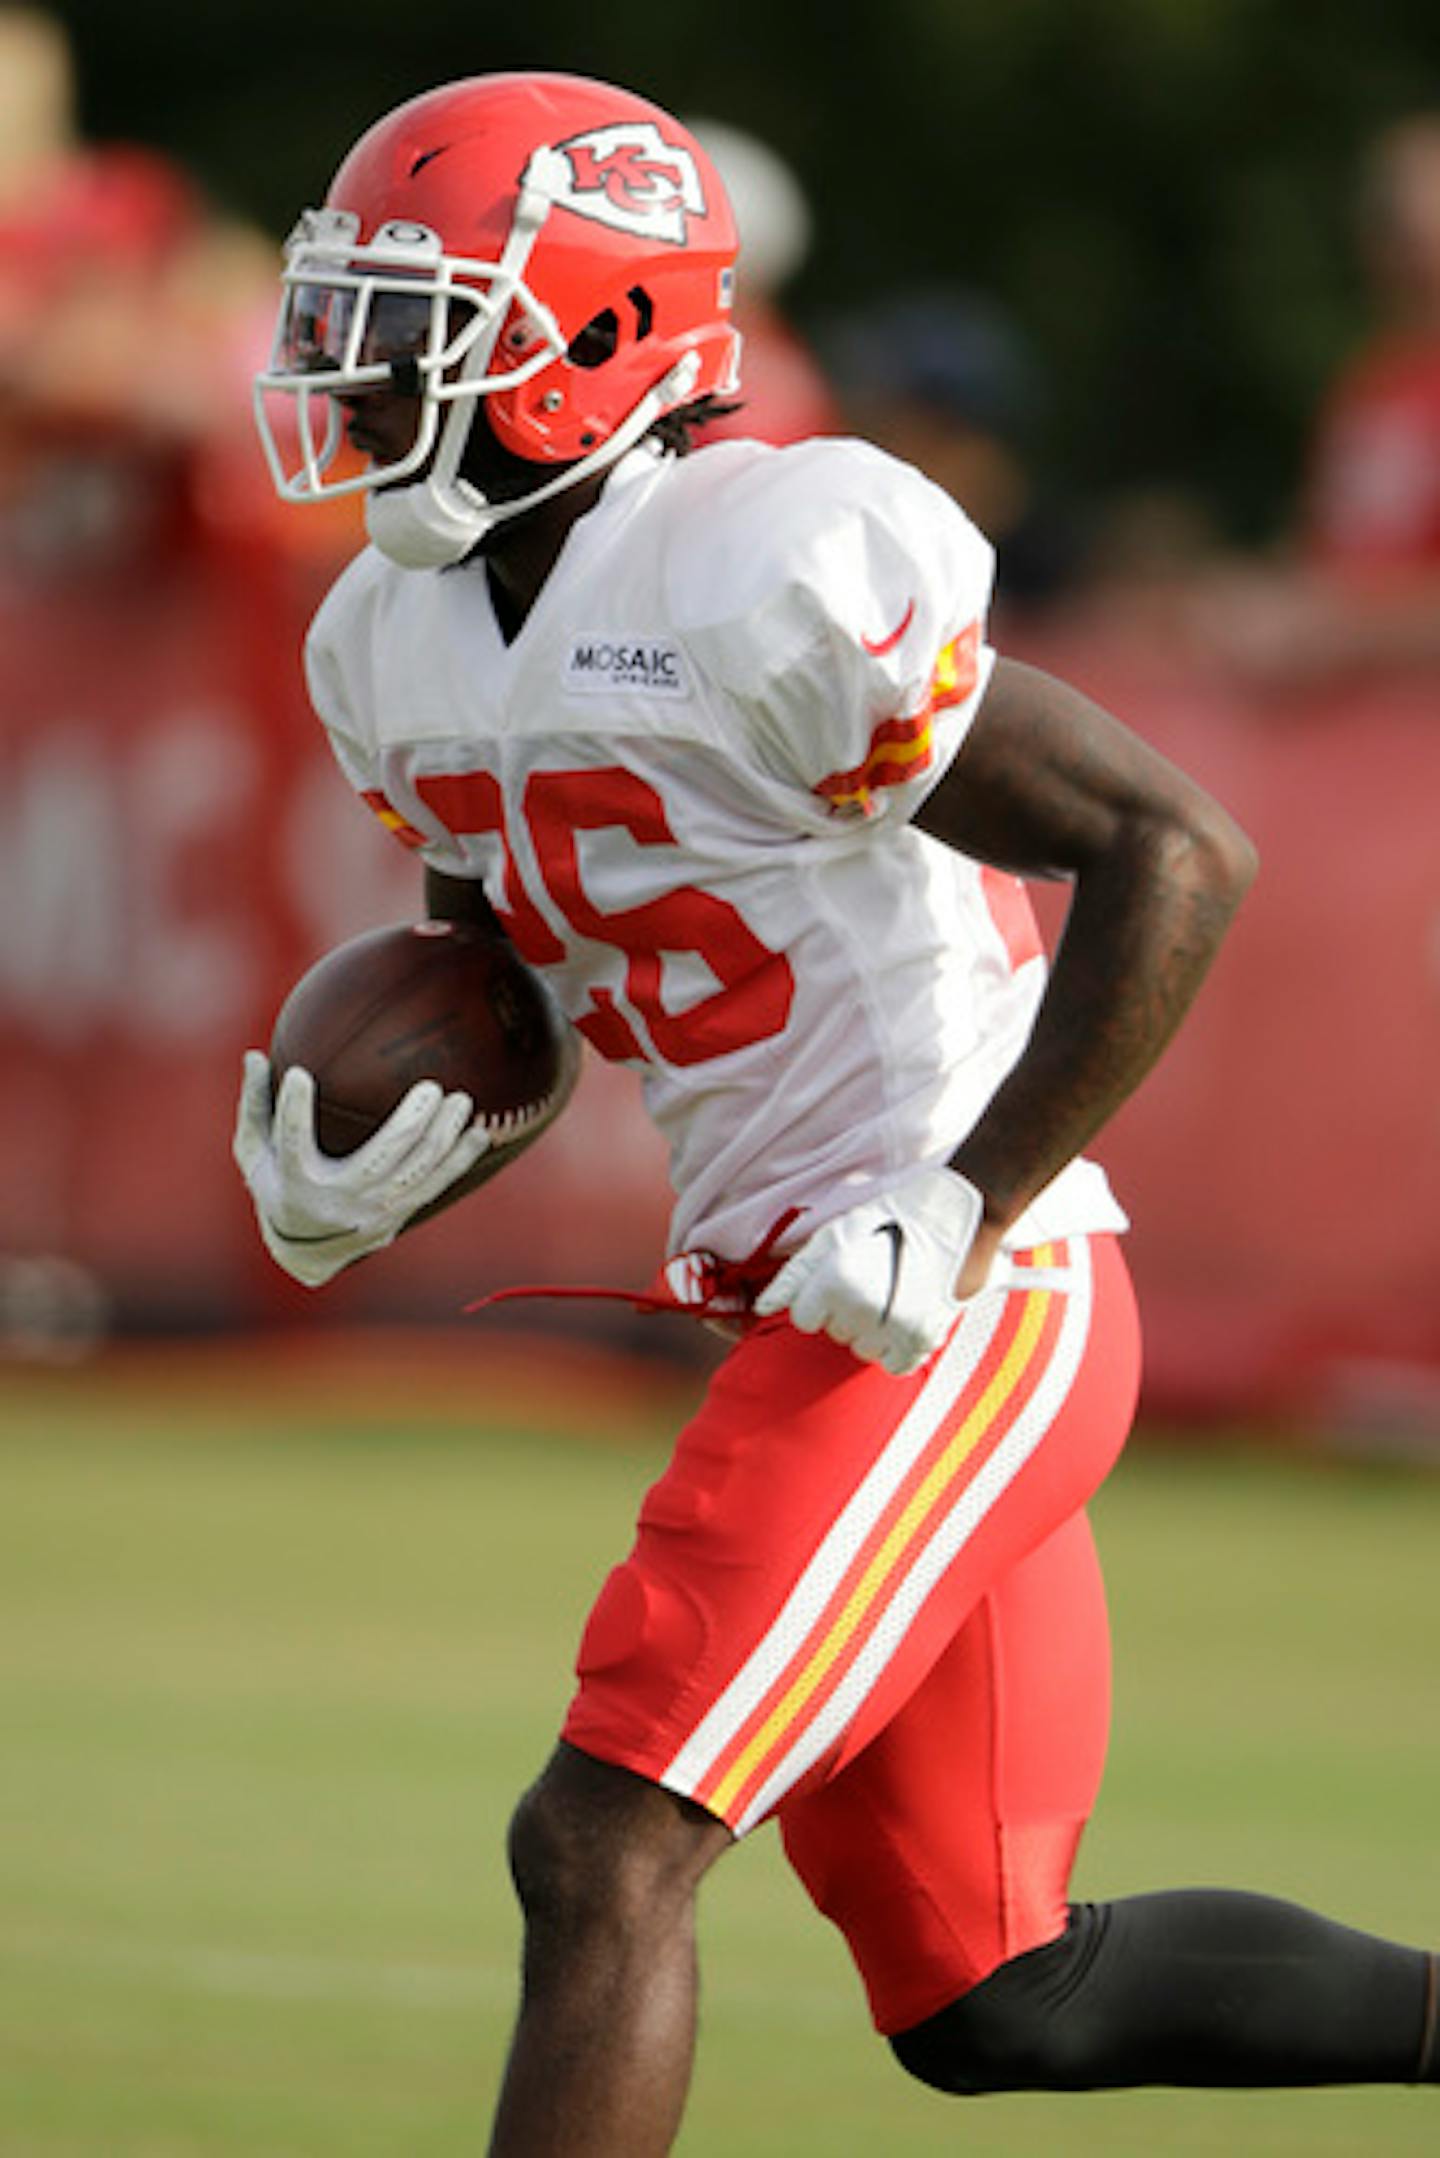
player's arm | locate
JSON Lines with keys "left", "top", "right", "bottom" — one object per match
{"left": 917, "top": 655, "right": 1258, "bottom": 1286}
{"left": 425, "top": 865, "right": 503, "bottom": 931}
{"left": 757, "top": 655, "right": 1256, "bottom": 1372}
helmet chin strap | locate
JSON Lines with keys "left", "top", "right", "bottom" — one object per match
{"left": 364, "top": 471, "right": 493, "bottom": 571}
{"left": 363, "top": 349, "right": 703, "bottom": 570}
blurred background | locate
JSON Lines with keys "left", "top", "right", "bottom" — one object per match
{"left": 2, "top": 7, "right": 1439, "bottom": 2154}
{"left": 3, "top": 0, "right": 1437, "bottom": 1429}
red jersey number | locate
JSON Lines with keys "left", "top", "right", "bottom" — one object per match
{"left": 415, "top": 770, "right": 565, "bottom": 963}
{"left": 414, "top": 766, "right": 795, "bottom": 1067}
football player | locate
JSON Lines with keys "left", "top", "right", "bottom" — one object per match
{"left": 237, "top": 72, "right": 1439, "bottom": 2152}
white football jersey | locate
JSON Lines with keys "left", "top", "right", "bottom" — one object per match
{"left": 305, "top": 435, "right": 1125, "bottom": 1264}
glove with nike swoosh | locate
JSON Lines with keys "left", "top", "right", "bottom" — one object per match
{"left": 753, "top": 1166, "right": 987, "bottom": 1376}
{"left": 232, "top": 1052, "right": 492, "bottom": 1289}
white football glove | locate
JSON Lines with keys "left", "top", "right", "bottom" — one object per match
{"left": 753, "top": 1166, "right": 988, "bottom": 1376}
{"left": 232, "top": 1050, "right": 492, "bottom": 1288}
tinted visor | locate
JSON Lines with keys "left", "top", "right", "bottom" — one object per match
{"left": 274, "top": 281, "right": 439, "bottom": 377}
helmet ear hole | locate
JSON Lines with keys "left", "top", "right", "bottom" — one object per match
{"left": 627, "top": 286, "right": 655, "bottom": 340}
{"left": 567, "top": 308, "right": 620, "bottom": 369}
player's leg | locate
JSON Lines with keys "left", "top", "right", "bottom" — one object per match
{"left": 489, "top": 1744, "right": 731, "bottom": 2157}
{"left": 572, "top": 1232, "right": 1137, "bottom": 1833}
{"left": 492, "top": 1232, "right": 1134, "bottom": 2152}
{"left": 779, "top": 1502, "right": 1117, "bottom": 2032}
{"left": 782, "top": 1496, "right": 1440, "bottom": 2094}
{"left": 776, "top": 1295, "right": 1440, "bottom": 2095}
{"left": 890, "top": 1890, "right": 1440, "bottom": 2092}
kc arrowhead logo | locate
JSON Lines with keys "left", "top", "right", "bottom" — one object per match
{"left": 530, "top": 124, "right": 707, "bottom": 246}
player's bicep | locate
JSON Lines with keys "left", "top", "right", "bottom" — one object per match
{"left": 915, "top": 656, "right": 1231, "bottom": 878}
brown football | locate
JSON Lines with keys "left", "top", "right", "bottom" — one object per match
{"left": 268, "top": 920, "right": 580, "bottom": 1215}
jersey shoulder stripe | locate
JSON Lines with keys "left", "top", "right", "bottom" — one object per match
{"left": 813, "top": 623, "right": 983, "bottom": 816}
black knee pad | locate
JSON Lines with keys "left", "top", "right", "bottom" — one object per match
{"left": 890, "top": 1908, "right": 1102, "bottom": 2095}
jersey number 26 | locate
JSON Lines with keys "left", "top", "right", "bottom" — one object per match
{"left": 413, "top": 766, "right": 796, "bottom": 1068}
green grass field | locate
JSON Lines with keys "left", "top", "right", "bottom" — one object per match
{"left": 2, "top": 1344, "right": 1437, "bottom": 2156}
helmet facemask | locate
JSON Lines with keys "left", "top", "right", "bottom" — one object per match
{"left": 255, "top": 199, "right": 573, "bottom": 563}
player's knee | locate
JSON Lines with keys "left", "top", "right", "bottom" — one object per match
{"left": 889, "top": 1916, "right": 1099, "bottom": 2096}
{"left": 506, "top": 1745, "right": 726, "bottom": 1938}
{"left": 506, "top": 1769, "right": 630, "bottom": 1932}
{"left": 506, "top": 1775, "right": 580, "bottom": 1925}
{"left": 890, "top": 2002, "right": 1063, "bottom": 2097}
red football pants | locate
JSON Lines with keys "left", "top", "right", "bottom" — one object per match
{"left": 563, "top": 1234, "right": 1141, "bottom": 2031}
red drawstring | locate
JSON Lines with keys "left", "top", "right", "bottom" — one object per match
{"left": 463, "top": 1207, "right": 805, "bottom": 1325}
{"left": 463, "top": 1281, "right": 681, "bottom": 1318}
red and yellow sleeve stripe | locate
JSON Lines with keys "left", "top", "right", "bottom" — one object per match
{"left": 360, "top": 788, "right": 427, "bottom": 851}
{"left": 929, "top": 620, "right": 981, "bottom": 713}
{"left": 815, "top": 621, "right": 982, "bottom": 816}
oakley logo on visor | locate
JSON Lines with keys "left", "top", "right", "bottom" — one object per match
{"left": 548, "top": 123, "right": 705, "bottom": 245}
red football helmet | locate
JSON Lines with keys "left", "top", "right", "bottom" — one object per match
{"left": 253, "top": 72, "right": 741, "bottom": 565}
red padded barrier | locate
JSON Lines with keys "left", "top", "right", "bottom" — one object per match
{"left": 2, "top": 542, "right": 1435, "bottom": 1419}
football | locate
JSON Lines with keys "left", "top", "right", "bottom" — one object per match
{"left": 268, "top": 919, "right": 581, "bottom": 1213}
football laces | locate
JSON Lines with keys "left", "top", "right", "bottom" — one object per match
{"left": 476, "top": 1090, "right": 563, "bottom": 1143}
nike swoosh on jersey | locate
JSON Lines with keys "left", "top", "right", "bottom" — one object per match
{"left": 874, "top": 1219, "right": 904, "bottom": 1321}
{"left": 860, "top": 598, "right": 916, "bottom": 657}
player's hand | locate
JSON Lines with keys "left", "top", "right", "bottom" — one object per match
{"left": 231, "top": 1050, "right": 491, "bottom": 1288}
{"left": 753, "top": 1166, "right": 988, "bottom": 1376}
